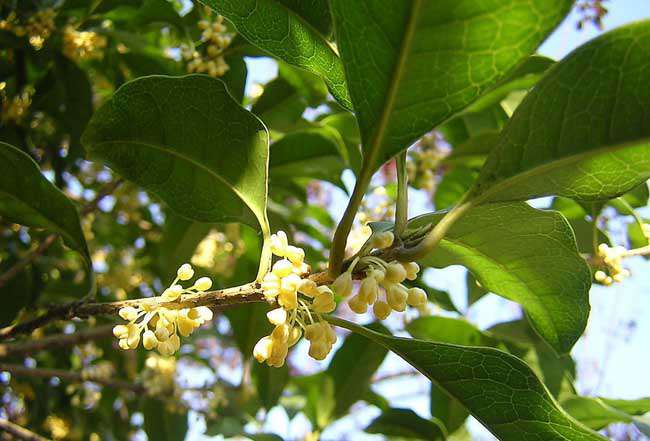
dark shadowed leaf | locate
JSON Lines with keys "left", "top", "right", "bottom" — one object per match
{"left": 365, "top": 407, "right": 445, "bottom": 440}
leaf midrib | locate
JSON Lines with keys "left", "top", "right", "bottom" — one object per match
{"left": 363, "top": 0, "right": 422, "bottom": 171}
{"left": 474, "top": 137, "right": 650, "bottom": 205}
{"left": 89, "top": 139, "right": 264, "bottom": 223}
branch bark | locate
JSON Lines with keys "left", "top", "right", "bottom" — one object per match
{"left": 0, "top": 282, "right": 266, "bottom": 341}
{"left": 0, "top": 363, "right": 144, "bottom": 393}
{"left": 0, "top": 418, "right": 49, "bottom": 441}
{"left": 0, "top": 325, "right": 114, "bottom": 358}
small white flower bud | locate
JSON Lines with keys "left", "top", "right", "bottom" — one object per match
{"left": 177, "top": 263, "right": 194, "bottom": 281}
{"left": 385, "top": 262, "right": 407, "bottom": 283}
{"left": 348, "top": 295, "right": 368, "bottom": 314}
{"left": 193, "top": 276, "right": 212, "bottom": 291}
{"left": 359, "top": 277, "right": 378, "bottom": 304}
{"left": 298, "top": 279, "right": 319, "bottom": 297}
{"left": 285, "top": 245, "right": 305, "bottom": 265}
{"left": 407, "top": 287, "right": 427, "bottom": 307}
{"left": 118, "top": 306, "right": 139, "bottom": 321}
{"left": 270, "top": 231, "right": 289, "bottom": 257}
{"left": 272, "top": 259, "right": 293, "bottom": 277}
{"left": 113, "top": 325, "right": 129, "bottom": 338}
{"left": 404, "top": 262, "right": 420, "bottom": 280}
{"left": 331, "top": 271, "right": 353, "bottom": 297}
{"left": 143, "top": 330, "right": 158, "bottom": 350}
{"left": 162, "top": 284, "right": 183, "bottom": 301}
{"left": 267, "top": 307, "right": 287, "bottom": 326}
{"left": 373, "top": 301, "right": 391, "bottom": 320}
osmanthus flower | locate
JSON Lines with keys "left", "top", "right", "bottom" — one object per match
{"left": 256, "top": 231, "right": 336, "bottom": 367}
{"left": 112, "top": 263, "right": 214, "bottom": 356}
{"left": 254, "top": 230, "right": 431, "bottom": 368}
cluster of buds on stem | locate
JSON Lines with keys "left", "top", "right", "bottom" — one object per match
{"left": 1, "top": 86, "right": 33, "bottom": 124}
{"left": 112, "top": 263, "right": 213, "bottom": 356}
{"left": 0, "top": 9, "right": 56, "bottom": 50}
{"left": 141, "top": 354, "right": 177, "bottom": 397}
{"left": 335, "top": 231, "right": 428, "bottom": 319}
{"left": 255, "top": 231, "right": 337, "bottom": 367}
{"left": 406, "top": 133, "right": 445, "bottom": 193}
{"left": 62, "top": 26, "right": 107, "bottom": 61}
{"left": 183, "top": 11, "right": 231, "bottom": 77}
{"left": 594, "top": 243, "right": 631, "bottom": 285}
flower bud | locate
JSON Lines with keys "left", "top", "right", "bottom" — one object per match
{"left": 272, "top": 259, "right": 293, "bottom": 277}
{"left": 348, "top": 295, "right": 368, "bottom": 314}
{"left": 331, "top": 271, "right": 353, "bottom": 297}
{"left": 143, "top": 330, "right": 158, "bottom": 350}
{"left": 298, "top": 279, "right": 319, "bottom": 297}
{"left": 270, "top": 231, "right": 289, "bottom": 257}
{"left": 155, "top": 327, "right": 170, "bottom": 342}
{"left": 285, "top": 245, "right": 305, "bottom": 265}
{"left": 193, "top": 276, "right": 212, "bottom": 291}
{"left": 359, "top": 277, "right": 378, "bottom": 304}
{"left": 403, "top": 262, "right": 420, "bottom": 281}
{"left": 280, "top": 273, "right": 301, "bottom": 294}
{"left": 112, "top": 325, "right": 129, "bottom": 338}
{"left": 407, "top": 287, "right": 427, "bottom": 307}
{"left": 373, "top": 301, "right": 391, "bottom": 320}
{"left": 177, "top": 263, "right": 194, "bottom": 281}
{"left": 308, "top": 340, "right": 329, "bottom": 360}
{"left": 594, "top": 270, "right": 608, "bottom": 282}
{"left": 267, "top": 307, "right": 287, "bottom": 326}
{"left": 162, "top": 284, "right": 183, "bottom": 301}
{"left": 387, "top": 284, "right": 408, "bottom": 312}
{"left": 119, "top": 306, "right": 139, "bottom": 321}
{"left": 288, "top": 327, "right": 302, "bottom": 347}
{"left": 278, "top": 289, "right": 298, "bottom": 309}
{"left": 312, "top": 291, "right": 336, "bottom": 313}
{"left": 385, "top": 262, "right": 407, "bottom": 283}
{"left": 177, "top": 315, "right": 196, "bottom": 337}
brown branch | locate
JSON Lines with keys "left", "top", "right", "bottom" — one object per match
{"left": 0, "top": 180, "right": 123, "bottom": 290}
{"left": 0, "top": 325, "right": 114, "bottom": 358}
{"left": 0, "top": 419, "right": 50, "bottom": 441}
{"left": 0, "top": 283, "right": 266, "bottom": 341}
{"left": 0, "top": 363, "right": 144, "bottom": 393}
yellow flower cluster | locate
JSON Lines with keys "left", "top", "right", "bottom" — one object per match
{"left": 43, "top": 415, "right": 70, "bottom": 440}
{"left": 183, "top": 13, "right": 231, "bottom": 77}
{"left": 62, "top": 26, "right": 107, "bottom": 61}
{"left": 594, "top": 243, "right": 630, "bottom": 285}
{"left": 406, "top": 133, "right": 444, "bottom": 193}
{"left": 0, "top": 9, "right": 56, "bottom": 50}
{"left": 335, "top": 231, "right": 428, "bottom": 319}
{"left": 191, "top": 225, "right": 245, "bottom": 277}
{"left": 80, "top": 361, "right": 114, "bottom": 381}
{"left": 1, "top": 87, "right": 33, "bottom": 124}
{"left": 112, "top": 264, "right": 213, "bottom": 355}
{"left": 255, "top": 231, "right": 337, "bottom": 366}
{"left": 141, "top": 354, "right": 177, "bottom": 397}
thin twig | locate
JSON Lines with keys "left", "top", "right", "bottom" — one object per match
{"left": 0, "top": 325, "right": 114, "bottom": 358}
{"left": 0, "top": 282, "right": 266, "bottom": 341}
{"left": 0, "top": 363, "right": 144, "bottom": 393}
{"left": 0, "top": 179, "right": 123, "bottom": 290}
{"left": 0, "top": 418, "right": 50, "bottom": 441}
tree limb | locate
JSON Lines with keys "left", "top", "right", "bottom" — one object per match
{"left": 0, "top": 325, "right": 114, "bottom": 358}
{"left": 0, "top": 363, "right": 144, "bottom": 393}
{"left": 0, "top": 418, "right": 49, "bottom": 441}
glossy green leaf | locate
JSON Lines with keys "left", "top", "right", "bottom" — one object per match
{"left": 407, "top": 317, "right": 497, "bottom": 348}
{"left": 434, "top": 167, "right": 479, "bottom": 210}
{"left": 291, "top": 373, "right": 335, "bottom": 429}
{"left": 466, "top": 272, "right": 488, "bottom": 307}
{"left": 330, "top": 0, "right": 572, "bottom": 171}
{"left": 319, "top": 112, "right": 362, "bottom": 174}
{"left": 82, "top": 75, "right": 270, "bottom": 233}
{"left": 278, "top": 62, "right": 328, "bottom": 107}
{"left": 406, "top": 278, "right": 459, "bottom": 313}
{"left": 226, "top": 303, "right": 271, "bottom": 358}
{"left": 252, "top": 362, "right": 289, "bottom": 410}
{"left": 410, "top": 202, "right": 591, "bottom": 354}
{"left": 270, "top": 127, "right": 347, "bottom": 187}
{"left": 252, "top": 77, "right": 307, "bottom": 133}
{"left": 158, "top": 213, "right": 212, "bottom": 278}
{"left": 0, "top": 142, "right": 91, "bottom": 267}
{"left": 201, "top": 0, "right": 351, "bottom": 108}
{"left": 468, "top": 21, "right": 650, "bottom": 205}
{"left": 561, "top": 396, "right": 650, "bottom": 432}
{"left": 430, "top": 384, "right": 469, "bottom": 435}
{"left": 365, "top": 407, "right": 445, "bottom": 440}
{"left": 327, "top": 322, "right": 389, "bottom": 418}
{"left": 329, "top": 317, "right": 605, "bottom": 441}
{"left": 0, "top": 258, "right": 34, "bottom": 327}
{"left": 551, "top": 197, "right": 610, "bottom": 254}
{"left": 142, "top": 397, "right": 188, "bottom": 441}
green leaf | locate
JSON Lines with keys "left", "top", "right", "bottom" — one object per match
{"left": 468, "top": 21, "right": 650, "bottom": 205}
{"left": 330, "top": 0, "right": 572, "bottom": 171}
{"left": 406, "top": 278, "right": 459, "bottom": 313}
{"left": 0, "top": 258, "right": 34, "bottom": 327}
{"left": 434, "top": 167, "right": 479, "bottom": 210}
{"left": 561, "top": 396, "right": 650, "bottom": 431}
{"left": 226, "top": 303, "right": 271, "bottom": 358}
{"left": 430, "top": 385, "right": 469, "bottom": 435}
{"left": 252, "top": 77, "right": 307, "bottom": 133}
{"left": 410, "top": 202, "right": 591, "bottom": 354}
{"left": 291, "top": 373, "right": 335, "bottom": 429}
{"left": 319, "top": 112, "right": 362, "bottom": 174}
{"left": 270, "top": 127, "right": 348, "bottom": 187}
{"left": 32, "top": 54, "right": 93, "bottom": 157}
{"left": 329, "top": 317, "right": 605, "bottom": 441}
{"left": 158, "top": 213, "right": 212, "bottom": 278}
{"left": 201, "top": 0, "right": 351, "bottom": 108}
{"left": 278, "top": 62, "right": 328, "bottom": 107}
{"left": 466, "top": 272, "right": 488, "bottom": 307}
{"left": 0, "top": 142, "right": 91, "bottom": 267}
{"left": 142, "top": 397, "right": 188, "bottom": 441}
{"left": 551, "top": 197, "right": 610, "bottom": 254}
{"left": 327, "top": 322, "right": 389, "bottom": 418}
{"left": 252, "top": 362, "right": 289, "bottom": 410}
{"left": 407, "top": 317, "right": 497, "bottom": 348}
{"left": 365, "top": 408, "right": 445, "bottom": 440}
{"left": 82, "top": 75, "right": 270, "bottom": 234}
